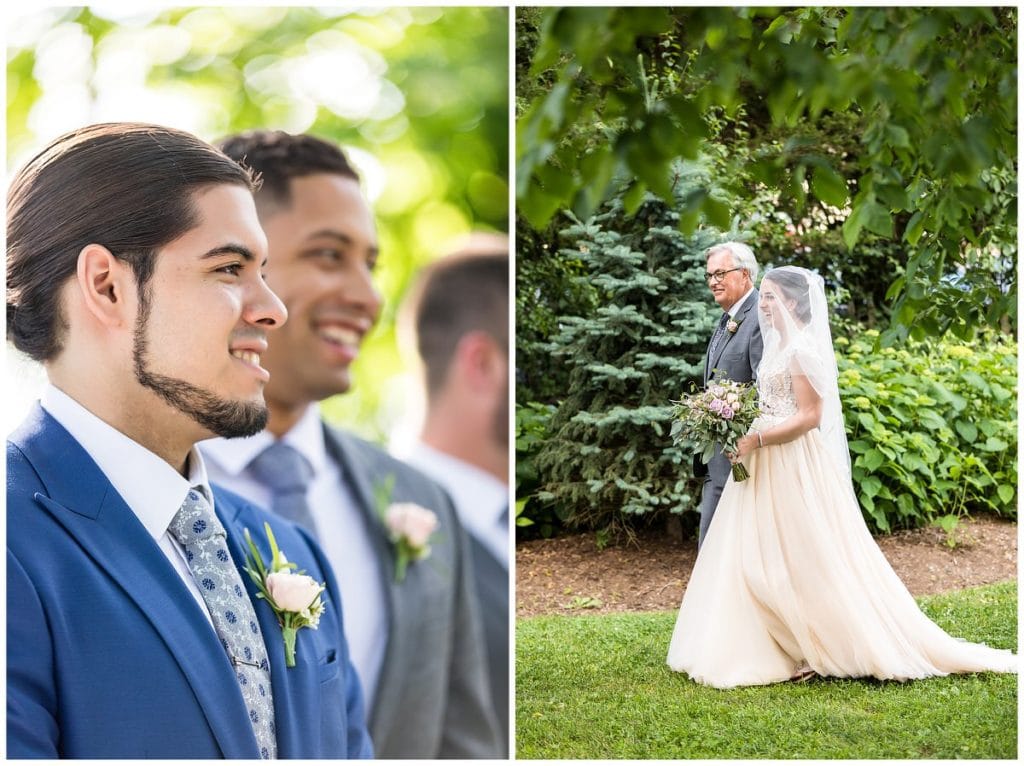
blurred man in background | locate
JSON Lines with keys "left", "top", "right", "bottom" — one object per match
{"left": 395, "top": 237, "right": 510, "bottom": 754}
{"left": 200, "top": 130, "right": 502, "bottom": 758}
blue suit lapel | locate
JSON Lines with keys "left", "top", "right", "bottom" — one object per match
{"left": 13, "top": 405, "right": 261, "bottom": 758}
{"left": 217, "top": 498, "right": 327, "bottom": 759}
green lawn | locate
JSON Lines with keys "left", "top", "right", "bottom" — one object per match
{"left": 516, "top": 581, "right": 1018, "bottom": 759}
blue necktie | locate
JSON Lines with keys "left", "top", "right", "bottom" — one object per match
{"left": 248, "top": 442, "right": 319, "bottom": 537}
{"left": 169, "top": 489, "right": 277, "bottom": 758}
{"left": 707, "top": 312, "right": 731, "bottom": 367}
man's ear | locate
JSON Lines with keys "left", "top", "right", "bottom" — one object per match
{"left": 75, "top": 244, "right": 134, "bottom": 328}
{"left": 457, "top": 331, "right": 503, "bottom": 391}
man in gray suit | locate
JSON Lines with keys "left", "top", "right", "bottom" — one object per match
{"left": 696, "top": 242, "right": 763, "bottom": 548}
{"left": 395, "top": 239, "right": 510, "bottom": 755}
{"left": 200, "top": 131, "right": 501, "bottom": 758}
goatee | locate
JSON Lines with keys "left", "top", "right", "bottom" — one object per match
{"left": 133, "top": 300, "right": 267, "bottom": 439}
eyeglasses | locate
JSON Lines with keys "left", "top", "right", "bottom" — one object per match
{"left": 704, "top": 267, "right": 744, "bottom": 283}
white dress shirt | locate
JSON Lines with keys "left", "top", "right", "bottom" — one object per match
{"left": 200, "top": 404, "right": 388, "bottom": 709}
{"left": 40, "top": 383, "right": 216, "bottom": 625}
{"left": 399, "top": 441, "right": 509, "bottom": 569}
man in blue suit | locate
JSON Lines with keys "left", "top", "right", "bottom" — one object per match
{"left": 6, "top": 123, "right": 373, "bottom": 758}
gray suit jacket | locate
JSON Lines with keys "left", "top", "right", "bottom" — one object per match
{"left": 698, "top": 290, "right": 763, "bottom": 544}
{"left": 703, "top": 289, "right": 762, "bottom": 388}
{"left": 467, "top": 535, "right": 509, "bottom": 756}
{"left": 322, "top": 425, "right": 502, "bottom": 758}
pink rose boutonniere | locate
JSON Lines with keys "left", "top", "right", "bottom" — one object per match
{"left": 374, "top": 475, "right": 440, "bottom": 583}
{"left": 243, "top": 523, "right": 325, "bottom": 667}
{"left": 384, "top": 503, "right": 439, "bottom": 582}
{"left": 726, "top": 319, "right": 740, "bottom": 334}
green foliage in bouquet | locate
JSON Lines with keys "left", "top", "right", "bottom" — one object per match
{"left": 670, "top": 379, "right": 760, "bottom": 482}
{"left": 838, "top": 330, "right": 1016, "bottom": 532}
{"left": 532, "top": 165, "right": 736, "bottom": 537}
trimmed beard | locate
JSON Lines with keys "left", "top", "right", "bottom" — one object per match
{"left": 132, "top": 289, "right": 268, "bottom": 439}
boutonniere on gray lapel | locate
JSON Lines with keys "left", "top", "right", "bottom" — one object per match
{"left": 726, "top": 319, "right": 741, "bottom": 334}
{"left": 373, "top": 475, "right": 439, "bottom": 583}
{"left": 243, "top": 523, "right": 326, "bottom": 668}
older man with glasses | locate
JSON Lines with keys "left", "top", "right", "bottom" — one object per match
{"left": 694, "top": 242, "right": 764, "bottom": 549}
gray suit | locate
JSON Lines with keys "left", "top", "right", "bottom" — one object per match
{"left": 699, "top": 290, "right": 763, "bottom": 547}
{"left": 322, "top": 425, "right": 502, "bottom": 758}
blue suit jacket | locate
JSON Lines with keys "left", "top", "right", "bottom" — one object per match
{"left": 7, "top": 405, "right": 373, "bottom": 759}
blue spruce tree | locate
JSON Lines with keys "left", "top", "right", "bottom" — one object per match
{"left": 536, "top": 171, "right": 740, "bottom": 537}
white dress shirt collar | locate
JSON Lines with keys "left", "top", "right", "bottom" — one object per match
{"left": 726, "top": 287, "right": 756, "bottom": 318}
{"left": 199, "top": 402, "right": 328, "bottom": 478}
{"left": 40, "top": 383, "right": 212, "bottom": 540}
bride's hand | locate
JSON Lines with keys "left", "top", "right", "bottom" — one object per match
{"left": 734, "top": 434, "right": 759, "bottom": 459}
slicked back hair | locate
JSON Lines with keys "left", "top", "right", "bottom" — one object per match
{"left": 7, "top": 122, "right": 255, "bottom": 362}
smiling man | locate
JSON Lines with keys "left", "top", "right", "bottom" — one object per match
{"left": 696, "top": 241, "right": 764, "bottom": 548}
{"left": 200, "top": 130, "right": 502, "bottom": 758}
{"left": 6, "top": 123, "right": 372, "bottom": 758}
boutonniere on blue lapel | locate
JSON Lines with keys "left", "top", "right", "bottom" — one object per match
{"left": 374, "top": 475, "right": 440, "bottom": 583}
{"left": 243, "top": 523, "right": 325, "bottom": 668}
{"left": 727, "top": 319, "right": 741, "bottom": 334}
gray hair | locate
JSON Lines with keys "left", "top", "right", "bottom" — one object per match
{"left": 706, "top": 241, "right": 759, "bottom": 284}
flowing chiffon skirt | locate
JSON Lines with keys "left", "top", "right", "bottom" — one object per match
{"left": 666, "top": 428, "right": 1017, "bottom": 688}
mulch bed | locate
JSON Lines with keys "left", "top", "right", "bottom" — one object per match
{"left": 516, "top": 513, "right": 1017, "bottom": 618}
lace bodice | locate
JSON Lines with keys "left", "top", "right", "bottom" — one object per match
{"left": 754, "top": 352, "right": 797, "bottom": 427}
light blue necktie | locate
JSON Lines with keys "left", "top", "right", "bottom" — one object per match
{"left": 248, "top": 442, "right": 318, "bottom": 537}
{"left": 169, "top": 489, "right": 278, "bottom": 759}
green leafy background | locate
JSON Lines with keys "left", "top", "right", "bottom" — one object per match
{"left": 6, "top": 5, "right": 509, "bottom": 443}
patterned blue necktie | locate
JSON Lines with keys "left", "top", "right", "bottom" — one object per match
{"left": 248, "top": 442, "right": 319, "bottom": 537}
{"left": 169, "top": 489, "right": 278, "bottom": 759}
{"left": 707, "top": 312, "right": 732, "bottom": 367}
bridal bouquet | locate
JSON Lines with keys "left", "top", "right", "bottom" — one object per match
{"left": 670, "top": 378, "right": 760, "bottom": 481}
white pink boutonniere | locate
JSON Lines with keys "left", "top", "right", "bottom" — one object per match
{"left": 384, "top": 503, "right": 439, "bottom": 582}
{"left": 374, "top": 475, "right": 440, "bottom": 583}
{"left": 243, "top": 523, "right": 325, "bottom": 668}
{"left": 726, "top": 319, "right": 740, "bottom": 334}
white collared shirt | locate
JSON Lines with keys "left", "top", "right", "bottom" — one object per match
{"left": 40, "top": 383, "right": 215, "bottom": 625}
{"left": 399, "top": 441, "right": 509, "bottom": 569}
{"left": 726, "top": 286, "right": 756, "bottom": 319}
{"left": 200, "top": 403, "right": 387, "bottom": 710}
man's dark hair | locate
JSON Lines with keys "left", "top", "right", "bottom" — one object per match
{"left": 217, "top": 130, "right": 359, "bottom": 209}
{"left": 7, "top": 122, "right": 256, "bottom": 362}
{"left": 408, "top": 247, "right": 509, "bottom": 397}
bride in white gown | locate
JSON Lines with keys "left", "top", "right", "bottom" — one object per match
{"left": 667, "top": 266, "right": 1017, "bottom": 688}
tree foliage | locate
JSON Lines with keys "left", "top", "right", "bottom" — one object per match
{"left": 517, "top": 6, "right": 1017, "bottom": 344}
{"left": 533, "top": 167, "right": 732, "bottom": 537}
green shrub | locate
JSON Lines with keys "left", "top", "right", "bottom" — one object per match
{"left": 515, "top": 401, "right": 568, "bottom": 538}
{"left": 837, "top": 329, "right": 1016, "bottom": 532}
{"left": 517, "top": 321, "right": 1015, "bottom": 540}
